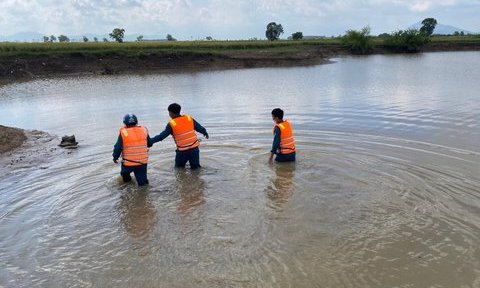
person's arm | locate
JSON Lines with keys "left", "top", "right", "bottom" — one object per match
{"left": 193, "top": 119, "right": 209, "bottom": 139}
{"left": 269, "top": 127, "right": 281, "bottom": 162}
{"left": 147, "top": 135, "right": 153, "bottom": 148}
{"left": 150, "top": 123, "right": 172, "bottom": 144}
{"left": 113, "top": 135, "right": 122, "bottom": 163}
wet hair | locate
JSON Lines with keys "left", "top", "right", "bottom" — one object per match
{"left": 168, "top": 103, "right": 181, "bottom": 114}
{"left": 271, "top": 108, "right": 284, "bottom": 120}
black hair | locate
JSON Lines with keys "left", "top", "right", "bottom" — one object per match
{"left": 271, "top": 108, "right": 284, "bottom": 120}
{"left": 168, "top": 103, "right": 181, "bottom": 114}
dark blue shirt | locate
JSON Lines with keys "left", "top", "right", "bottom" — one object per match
{"left": 271, "top": 126, "right": 281, "bottom": 154}
{"left": 150, "top": 114, "right": 208, "bottom": 144}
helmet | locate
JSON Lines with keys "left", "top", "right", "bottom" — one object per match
{"left": 123, "top": 114, "right": 138, "bottom": 126}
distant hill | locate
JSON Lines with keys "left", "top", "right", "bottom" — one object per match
{"left": 0, "top": 31, "right": 44, "bottom": 42}
{"left": 409, "top": 22, "right": 475, "bottom": 35}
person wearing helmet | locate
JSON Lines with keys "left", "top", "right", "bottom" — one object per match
{"left": 150, "top": 103, "right": 209, "bottom": 169}
{"left": 112, "top": 114, "right": 153, "bottom": 186}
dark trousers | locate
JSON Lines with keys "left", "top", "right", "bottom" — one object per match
{"left": 175, "top": 147, "right": 201, "bottom": 169}
{"left": 121, "top": 164, "right": 149, "bottom": 186}
{"left": 275, "top": 152, "right": 296, "bottom": 162}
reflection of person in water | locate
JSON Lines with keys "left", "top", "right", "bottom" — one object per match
{"left": 175, "top": 169, "right": 206, "bottom": 217}
{"left": 118, "top": 190, "right": 157, "bottom": 239}
{"left": 266, "top": 163, "right": 296, "bottom": 207}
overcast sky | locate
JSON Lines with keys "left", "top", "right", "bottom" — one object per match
{"left": 1, "top": 0, "right": 479, "bottom": 39}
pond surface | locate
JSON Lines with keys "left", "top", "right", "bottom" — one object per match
{"left": 0, "top": 52, "right": 479, "bottom": 287}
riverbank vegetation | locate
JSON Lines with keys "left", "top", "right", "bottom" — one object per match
{"left": 1, "top": 17, "right": 479, "bottom": 59}
{"left": 1, "top": 35, "right": 479, "bottom": 59}
{"left": 0, "top": 39, "right": 342, "bottom": 59}
{"left": 342, "top": 26, "right": 374, "bottom": 54}
{"left": 383, "top": 29, "right": 430, "bottom": 53}
{"left": 342, "top": 18, "right": 434, "bottom": 54}
{"left": 1, "top": 17, "right": 479, "bottom": 82}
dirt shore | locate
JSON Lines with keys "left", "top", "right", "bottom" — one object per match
{"left": 0, "top": 48, "right": 332, "bottom": 85}
{"left": 0, "top": 125, "right": 27, "bottom": 154}
{"left": 0, "top": 128, "right": 68, "bottom": 177}
{"left": 1, "top": 40, "right": 479, "bottom": 85}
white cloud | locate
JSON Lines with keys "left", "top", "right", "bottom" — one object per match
{"left": 0, "top": 0, "right": 478, "bottom": 39}
{"left": 410, "top": 1, "right": 432, "bottom": 12}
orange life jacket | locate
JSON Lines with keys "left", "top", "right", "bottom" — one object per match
{"left": 169, "top": 115, "right": 200, "bottom": 151}
{"left": 120, "top": 126, "right": 149, "bottom": 166}
{"left": 274, "top": 121, "right": 296, "bottom": 155}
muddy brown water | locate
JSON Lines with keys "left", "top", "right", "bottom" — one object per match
{"left": 0, "top": 52, "right": 479, "bottom": 287}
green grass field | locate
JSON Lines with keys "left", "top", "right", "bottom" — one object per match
{"left": 0, "top": 36, "right": 478, "bottom": 58}
{"left": 0, "top": 38, "right": 340, "bottom": 58}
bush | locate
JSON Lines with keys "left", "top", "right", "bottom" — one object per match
{"left": 384, "top": 29, "right": 430, "bottom": 53}
{"left": 291, "top": 32, "right": 303, "bottom": 40}
{"left": 342, "top": 26, "right": 373, "bottom": 54}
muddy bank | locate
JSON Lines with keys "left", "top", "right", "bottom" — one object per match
{"left": 0, "top": 125, "right": 27, "bottom": 154}
{"left": 0, "top": 128, "right": 69, "bottom": 176}
{"left": 1, "top": 40, "right": 479, "bottom": 84}
{"left": 0, "top": 49, "right": 331, "bottom": 84}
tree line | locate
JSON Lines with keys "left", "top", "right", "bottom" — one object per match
{"left": 41, "top": 18, "right": 471, "bottom": 53}
{"left": 42, "top": 28, "right": 178, "bottom": 43}
{"left": 341, "top": 18, "right": 438, "bottom": 53}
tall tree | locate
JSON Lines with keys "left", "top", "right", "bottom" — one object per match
{"left": 265, "top": 22, "right": 284, "bottom": 41}
{"left": 420, "top": 18, "right": 437, "bottom": 36}
{"left": 109, "top": 28, "right": 125, "bottom": 43}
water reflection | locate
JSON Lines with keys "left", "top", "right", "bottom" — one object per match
{"left": 118, "top": 188, "right": 157, "bottom": 239}
{"left": 174, "top": 169, "right": 206, "bottom": 217}
{"left": 266, "top": 162, "right": 296, "bottom": 209}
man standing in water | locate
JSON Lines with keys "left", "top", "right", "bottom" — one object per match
{"left": 113, "top": 114, "right": 152, "bottom": 186}
{"left": 269, "top": 108, "right": 296, "bottom": 163}
{"left": 151, "top": 103, "right": 209, "bottom": 169}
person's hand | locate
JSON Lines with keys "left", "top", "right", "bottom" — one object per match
{"left": 204, "top": 133, "right": 209, "bottom": 140}
{"left": 113, "top": 159, "right": 118, "bottom": 164}
{"left": 268, "top": 153, "right": 274, "bottom": 165}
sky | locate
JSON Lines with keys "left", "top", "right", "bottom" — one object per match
{"left": 0, "top": 0, "right": 479, "bottom": 40}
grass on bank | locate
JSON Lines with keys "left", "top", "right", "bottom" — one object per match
{"left": 0, "top": 39, "right": 342, "bottom": 58}
{"left": 0, "top": 36, "right": 478, "bottom": 58}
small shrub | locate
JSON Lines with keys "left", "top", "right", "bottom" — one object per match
{"left": 384, "top": 29, "right": 430, "bottom": 53}
{"left": 342, "top": 26, "right": 373, "bottom": 54}
{"left": 291, "top": 32, "right": 303, "bottom": 40}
